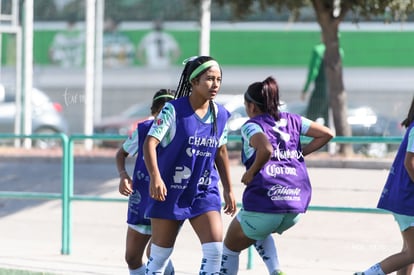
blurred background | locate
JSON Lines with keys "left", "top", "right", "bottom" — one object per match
{"left": 0, "top": 0, "right": 413, "bottom": 154}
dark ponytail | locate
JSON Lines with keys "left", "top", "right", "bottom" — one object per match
{"left": 402, "top": 96, "right": 414, "bottom": 128}
{"left": 244, "top": 76, "right": 281, "bottom": 120}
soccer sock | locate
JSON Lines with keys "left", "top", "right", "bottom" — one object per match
{"left": 220, "top": 244, "right": 240, "bottom": 275}
{"left": 129, "top": 264, "right": 146, "bottom": 275}
{"left": 199, "top": 242, "right": 223, "bottom": 274}
{"left": 164, "top": 258, "right": 175, "bottom": 275}
{"left": 363, "top": 263, "right": 386, "bottom": 275}
{"left": 254, "top": 235, "right": 281, "bottom": 273}
{"left": 145, "top": 243, "right": 173, "bottom": 274}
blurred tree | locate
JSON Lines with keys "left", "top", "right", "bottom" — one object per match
{"left": 61, "top": 0, "right": 85, "bottom": 20}
{"left": 214, "top": 0, "right": 414, "bottom": 156}
{"left": 33, "top": 0, "right": 58, "bottom": 21}
{"left": 22, "top": 0, "right": 414, "bottom": 22}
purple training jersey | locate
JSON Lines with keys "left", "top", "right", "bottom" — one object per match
{"left": 241, "top": 113, "right": 312, "bottom": 214}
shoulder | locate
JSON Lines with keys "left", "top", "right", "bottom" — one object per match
{"left": 243, "top": 116, "right": 265, "bottom": 130}
{"left": 281, "top": 111, "right": 301, "bottom": 121}
{"left": 407, "top": 124, "right": 414, "bottom": 141}
{"left": 138, "top": 119, "right": 154, "bottom": 129}
{"left": 214, "top": 104, "right": 231, "bottom": 123}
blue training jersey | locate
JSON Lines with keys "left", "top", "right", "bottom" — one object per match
{"left": 377, "top": 123, "right": 414, "bottom": 215}
{"left": 122, "top": 119, "right": 154, "bottom": 226}
{"left": 145, "top": 97, "right": 230, "bottom": 220}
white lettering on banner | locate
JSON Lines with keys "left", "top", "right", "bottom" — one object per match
{"left": 188, "top": 136, "right": 219, "bottom": 148}
{"left": 265, "top": 164, "right": 297, "bottom": 177}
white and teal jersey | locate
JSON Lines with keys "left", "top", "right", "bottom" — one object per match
{"left": 146, "top": 97, "right": 230, "bottom": 220}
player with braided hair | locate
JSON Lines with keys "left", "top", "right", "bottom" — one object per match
{"left": 143, "top": 56, "right": 236, "bottom": 274}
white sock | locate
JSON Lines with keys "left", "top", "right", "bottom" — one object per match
{"left": 221, "top": 244, "right": 241, "bottom": 275}
{"left": 254, "top": 235, "right": 281, "bottom": 273}
{"left": 199, "top": 242, "right": 223, "bottom": 274}
{"left": 363, "top": 263, "right": 386, "bottom": 275}
{"left": 145, "top": 244, "right": 173, "bottom": 274}
{"left": 129, "top": 264, "right": 146, "bottom": 275}
{"left": 164, "top": 259, "right": 175, "bottom": 275}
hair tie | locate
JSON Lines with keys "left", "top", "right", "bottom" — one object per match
{"left": 244, "top": 90, "right": 264, "bottom": 106}
{"left": 189, "top": 60, "right": 220, "bottom": 81}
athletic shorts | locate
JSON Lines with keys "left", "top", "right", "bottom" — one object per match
{"left": 128, "top": 221, "right": 185, "bottom": 236}
{"left": 237, "top": 208, "right": 301, "bottom": 240}
{"left": 128, "top": 223, "right": 152, "bottom": 235}
{"left": 393, "top": 213, "right": 414, "bottom": 232}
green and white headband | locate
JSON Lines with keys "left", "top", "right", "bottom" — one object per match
{"left": 153, "top": 94, "right": 175, "bottom": 101}
{"left": 183, "top": 57, "right": 220, "bottom": 81}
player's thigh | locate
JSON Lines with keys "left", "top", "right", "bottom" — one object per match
{"left": 150, "top": 218, "right": 181, "bottom": 247}
{"left": 125, "top": 226, "right": 151, "bottom": 259}
{"left": 190, "top": 210, "right": 223, "bottom": 243}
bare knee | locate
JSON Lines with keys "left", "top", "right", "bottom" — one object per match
{"left": 125, "top": 252, "right": 143, "bottom": 270}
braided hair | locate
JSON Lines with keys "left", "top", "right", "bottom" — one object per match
{"left": 175, "top": 56, "right": 222, "bottom": 135}
{"left": 150, "top": 89, "right": 175, "bottom": 115}
{"left": 402, "top": 96, "right": 414, "bottom": 128}
{"left": 244, "top": 76, "right": 281, "bottom": 120}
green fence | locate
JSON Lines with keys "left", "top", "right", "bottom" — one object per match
{"left": 0, "top": 133, "right": 403, "bottom": 270}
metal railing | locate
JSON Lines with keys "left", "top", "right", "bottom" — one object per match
{"left": 0, "top": 133, "right": 402, "bottom": 269}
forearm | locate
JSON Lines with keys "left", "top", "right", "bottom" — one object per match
{"left": 302, "top": 122, "right": 334, "bottom": 156}
{"left": 143, "top": 137, "right": 161, "bottom": 179}
{"left": 404, "top": 152, "right": 414, "bottom": 182}
{"left": 247, "top": 146, "right": 271, "bottom": 175}
{"left": 115, "top": 148, "right": 129, "bottom": 175}
{"left": 302, "top": 136, "right": 332, "bottom": 156}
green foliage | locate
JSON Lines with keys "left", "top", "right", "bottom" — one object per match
{"left": 215, "top": 0, "right": 414, "bottom": 23}
{"left": 17, "top": 0, "right": 414, "bottom": 23}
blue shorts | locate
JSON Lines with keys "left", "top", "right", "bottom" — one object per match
{"left": 237, "top": 208, "right": 301, "bottom": 240}
{"left": 393, "top": 213, "right": 414, "bottom": 232}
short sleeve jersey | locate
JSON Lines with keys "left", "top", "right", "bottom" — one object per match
{"left": 377, "top": 123, "right": 414, "bottom": 215}
{"left": 241, "top": 112, "right": 313, "bottom": 214}
{"left": 145, "top": 97, "right": 230, "bottom": 220}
